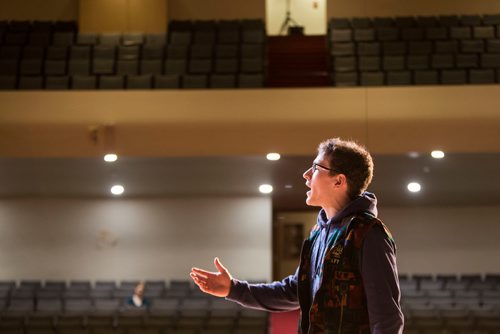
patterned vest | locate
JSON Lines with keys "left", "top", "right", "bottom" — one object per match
{"left": 297, "top": 213, "right": 394, "bottom": 334}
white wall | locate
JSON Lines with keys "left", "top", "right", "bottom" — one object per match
{"left": 0, "top": 197, "right": 272, "bottom": 282}
{"left": 277, "top": 205, "right": 500, "bottom": 276}
{"left": 383, "top": 206, "right": 500, "bottom": 275}
{"left": 266, "top": 0, "right": 327, "bottom": 35}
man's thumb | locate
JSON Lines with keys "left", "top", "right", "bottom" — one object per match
{"left": 214, "top": 257, "right": 228, "bottom": 274}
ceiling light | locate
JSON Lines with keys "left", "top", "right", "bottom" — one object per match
{"left": 259, "top": 184, "right": 273, "bottom": 194}
{"left": 408, "top": 152, "right": 420, "bottom": 159}
{"left": 266, "top": 153, "right": 281, "bottom": 161}
{"left": 110, "top": 185, "right": 124, "bottom": 195}
{"left": 431, "top": 150, "right": 445, "bottom": 159}
{"left": 284, "top": 184, "right": 293, "bottom": 189}
{"left": 407, "top": 182, "right": 421, "bottom": 193}
{"left": 104, "top": 153, "right": 118, "bottom": 162}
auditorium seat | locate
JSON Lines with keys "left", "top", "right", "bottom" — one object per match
{"left": 77, "top": 33, "right": 98, "bottom": 46}
{"left": 189, "top": 59, "right": 213, "bottom": 74}
{"left": 461, "top": 40, "right": 484, "bottom": 53}
{"left": 46, "top": 46, "right": 68, "bottom": 61}
{"left": 481, "top": 54, "right": 500, "bottom": 68}
{"left": 383, "top": 56, "right": 405, "bottom": 70}
{"left": 356, "top": 42, "right": 380, "bottom": 56}
{"left": 441, "top": 69, "right": 467, "bottom": 84}
{"left": 210, "top": 74, "right": 236, "bottom": 88}
{"left": 0, "top": 75, "right": 17, "bottom": 89}
{"left": 122, "top": 33, "right": 144, "bottom": 46}
{"left": 53, "top": 32, "right": 75, "bottom": 46}
{"left": 382, "top": 41, "right": 406, "bottom": 55}
{"left": 182, "top": 74, "right": 208, "bottom": 88}
{"left": 45, "top": 60, "right": 67, "bottom": 75}
{"left": 7, "top": 298, "right": 35, "bottom": 313}
{"left": 237, "top": 73, "right": 264, "bottom": 88}
{"left": 140, "top": 59, "right": 163, "bottom": 75}
{"left": 395, "top": 16, "right": 416, "bottom": 28}
{"left": 37, "top": 299, "right": 63, "bottom": 314}
{"left": 170, "top": 31, "right": 192, "bottom": 45}
{"left": 329, "top": 28, "right": 352, "bottom": 43}
{"left": 401, "top": 27, "right": 424, "bottom": 41}
{"left": 409, "top": 41, "right": 432, "bottom": 55}
{"left": 414, "top": 70, "right": 439, "bottom": 84}
{"left": 351, "top": 17, "right": 372, "bottom": 29}
{"left": 166, "top": 45, "right": 189, "bottom": 59}
{"left": 141, "top": 45, "right": 164, "bottom": 60}
{"left": 473, "top": 26, "right": 495, "bottom": 39}
{"left": 360, "top": 71, "right": 384, "bottom": 86}
{"left": 28, "top": 31, "right": 51, "bottom": 46}
{"left": 487, "top": 40, "right": 500, "bottom": 53}
{"left": 154, "top": 74, "right": 180, "bottom": 88}
{"left": 64, "top": 298, "right": 93, "bottom": 314}
{"left": 358, "top": 56, "right": 380, "bottom": 71}
{"left": 116, "top": 60, "right": 138, "bottom": 75}
{"left": 387, "top": 71, "right": 412, "bottom": 85}
{"left": 375, "top": 27, "right": 399, "bottom": 41}
{"left": 332, "top": 71, "right": 358, "bottom": 86}
{"left": 435, "top": 40, "right": 459, "bottom": 54}
{"left": 99, "top": 33, "right": 121, "bottom": 46}
{"left": 331, "top": 42, "right": 355, "bottom": 56}
{"left": 144, "top": 33, "right": 167, "bottom": 46}
{"left": 71, "top": 75, "right": 97, "bottom": 89}
{"left": 354, "top": 28, "right": 375, "bottom": 42}
{"left": 407, "top": 55, "right": 429, "bottom": 70}
{"left": 18, "top": 76, "right": 43, "bottom": 89}
{"left": 214, "top": 58, "right": 239, "bottom": 74}
{"left": 164, "top": 59, "right": 187, "bottom": 75}
{"left": 127, "top": 75, "right": 152, "bottom": 89}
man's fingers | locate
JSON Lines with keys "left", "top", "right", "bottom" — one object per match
{"left": 191, "top": 267, "right": 212, "bottom": 278}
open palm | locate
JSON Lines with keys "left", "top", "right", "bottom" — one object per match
{"left": 190, "top": 257, "right": 232, "bottom": 297}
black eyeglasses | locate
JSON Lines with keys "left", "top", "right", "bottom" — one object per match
{"left": 312, "top": 162, "right": 334, "bottom": 173}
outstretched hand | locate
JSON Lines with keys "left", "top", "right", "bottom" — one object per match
{"left": 190, "top": 257, "right": 232, "bottom": 297}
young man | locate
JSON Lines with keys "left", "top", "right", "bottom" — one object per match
{"left": 190, "top": 138, "right": 404, "bottom": 334}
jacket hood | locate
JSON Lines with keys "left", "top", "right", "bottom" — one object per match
{"left": 317, "top": 191, "right": 378, "bottom": 229}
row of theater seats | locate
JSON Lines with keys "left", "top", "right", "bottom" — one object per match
{"left": 0, "top": 19, "right": 265, "bottom": 46}
{"left": 0, "top": 74, "right": 264, "bottom": 90}
{"left": 329, "top": 14, "right": 500, "bottom": 86}
{"left": 0, "top": 19, "right": 267, "bottom": 90}
{"left": 0, "top": 44, "right": 266, "bottom": 73}
{"left": 0, "top": 313, "right": 266, "bottom": 334}
{"left": 0, "top": 280, "right": 268, "bottom": 334}
{"left": 398, "top": 275, "right": 500, "bottom": 333}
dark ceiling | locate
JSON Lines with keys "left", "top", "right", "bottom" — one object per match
{"left": 1, "top": 152, "right": 499, "bottom": 211}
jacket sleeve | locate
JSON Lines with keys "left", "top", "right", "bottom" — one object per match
{"left": 361, "top": 225, "right": 405, "bottom": 334}
{"left": 225, "top": 269, "right": 300, "bottom": 312}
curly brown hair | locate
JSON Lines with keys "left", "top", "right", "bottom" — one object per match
{"left": 318, "top": 138, "right": 374, "bottom": 200}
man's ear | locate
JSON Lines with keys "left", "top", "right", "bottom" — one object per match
{"left": 334, "top": 174, "right": 347, "bottom": 187}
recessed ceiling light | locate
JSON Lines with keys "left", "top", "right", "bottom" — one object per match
{"left": 284, "top": 184, "right": 293, "bottom": 189}
{"left": 110, "top": 185, "right": 124, "bottom": 195}
{"left": 266, "top": 153, "right": 281, "bottom": 161}
{"left": 407, "top": 182, "right": 421, "bottom": 193}
{"left": 408, "top": 152, "right": 420, "bottom": 159}
{"left": 259, "top": 184, "right": 273, "bottom": 194}
{"left": 431, "top": 150, "right": 445, "bottom": 159}
{"left": 104, "top": 153, "right": 118, "bottom": 162}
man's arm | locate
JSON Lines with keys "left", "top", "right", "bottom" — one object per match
{"left": 190, "top": 257, "right": 300, "bottom": 312}
{"left": 226, "top": 270, "right": 300, "bottom": 312}
{"left": 361, "top": 226, "right": 404, "bottom": 334}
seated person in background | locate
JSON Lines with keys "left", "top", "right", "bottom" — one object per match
{"left": 126, "top": 282, "right": 150, "bottom": 309}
